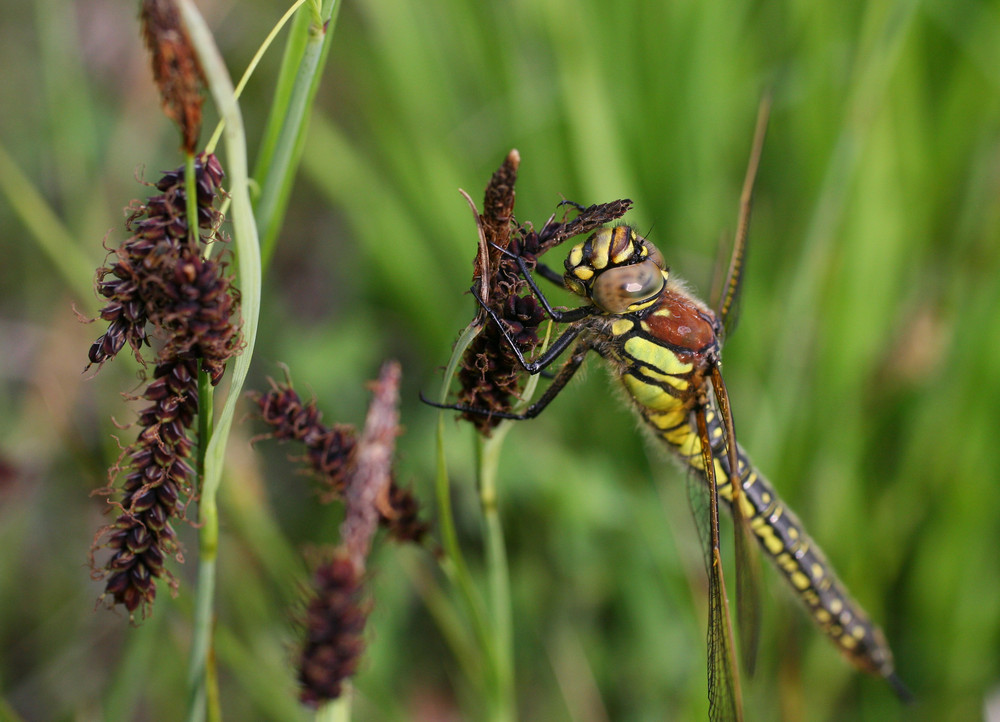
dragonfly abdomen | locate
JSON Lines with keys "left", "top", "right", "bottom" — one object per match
{"left": 658, "top": 400, "right": 896, "bottom": 679}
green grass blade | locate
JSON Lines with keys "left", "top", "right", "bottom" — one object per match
{"left": 176, "top": 2, "right": 262, "bottom": 720}
{"left": 255, "top": 0, "right": 342, "bottom": 268}
{"left": 0, "top": 141, "right": 93, "bottom": 303}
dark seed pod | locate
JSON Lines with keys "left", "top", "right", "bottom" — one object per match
{"left": 89, "top": 155, "right": 241, "bottom": 620}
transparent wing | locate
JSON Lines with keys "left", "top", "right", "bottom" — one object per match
{"left": 690, "top": 405, "right": 744, "bottom": 722}
{"left": 709, "top": 367, "right": 762, "bottom": 677}
{"left": 714, "top": 95, "right": 771, "bottom": 338}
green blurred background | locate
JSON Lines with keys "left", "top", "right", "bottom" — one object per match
{"left": 2, "top": 0, "right": 999, "bottom": 719}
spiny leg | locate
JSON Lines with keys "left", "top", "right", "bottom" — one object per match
{"left": 488, "top": 241, "right": 588, "bottom": 320}
{"left": 470, "top": 286, "right": 588, "bottom": 374}
{"left": 421, "top": 339, "right": 594, "bottom": 421}
{"left": 533, "top": 261, "right": 565, "bottom": 287}
{"left": 694, "top": 402, "right": 744, "bottom": 722}
{"left": 710, "top": 365, "right": 762, "bottom": 677}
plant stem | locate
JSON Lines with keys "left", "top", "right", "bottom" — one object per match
{"left": 204, "top": 0, "right": 309, "bottom": 156}
{"left": 433, "top": 321, "right": 497, "bottom": 676}
{"left": 177, "top": 2, "right": 262, "bottom": 721}
{"left": 477, "top": 430, "right": 515, "bottom": 722}
{"left": 256, "top": 0, "right": 341, "bottom": 267}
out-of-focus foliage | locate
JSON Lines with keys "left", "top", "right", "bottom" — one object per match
{"left": 1, "top": 0, "right": 998, "bottom": 719}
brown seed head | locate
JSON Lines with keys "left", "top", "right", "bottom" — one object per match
{"left": 140, "top": 0, "right": 205, "bottom": 153}
{"left": 455, "top": 152, "right": 633, "bottom": 433}
{"left": 298, "top": 552, "right": 369, "bottom": 706}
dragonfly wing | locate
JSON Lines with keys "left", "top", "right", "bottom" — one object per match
{"left": 715, "top": 95, "right": 770, "bottom": 338}
{"left": 692, "top": 405, "right": 744, "bottom": 722}
{"left": 709, "top": 367, "right": 763, "bottom": 677}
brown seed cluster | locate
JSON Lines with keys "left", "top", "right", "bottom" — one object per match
{"left": 250, "top": 372, "right": 427, "bottom": 545}
{"left": 89, "top": 154, "right": 241, "bottom": 618}
{"left": 89, "top": 154, "right": 230, "bottom": 369}
{"left": 140, "top": 0, "right": 205, "bottom": 153}
{"left": 457, "top": 150, "right": 632, "bottom": 432}
{"left": 298, "top": 553, "right": 368, "bottom": 707}
{"left": 253, "top": 363, "right": 421, "bottom": 705}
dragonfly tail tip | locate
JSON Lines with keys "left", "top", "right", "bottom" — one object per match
{"left": 886, "top": 672, "right": 914, "bottom": 704}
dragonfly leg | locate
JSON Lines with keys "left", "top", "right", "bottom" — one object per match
{"left": 471, "top": 286, "right": 586, "bottom": 374}
{"left": 421, "top": 338, "right": 594, "bottom": 421}
{"left": 487, "top": 242, "right": 591, "bottom": 323}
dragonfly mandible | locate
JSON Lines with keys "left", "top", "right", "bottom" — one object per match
{"left": 428, "top": 106, "right": 908, "bottom": 720}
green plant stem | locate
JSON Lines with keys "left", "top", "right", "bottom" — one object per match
{"left": 256, "top": 0, "right": 341, "bottom": 268}
{"left": 477, "top": 323, "right": 550, "bottom": 721}
{"left": 316, "top": 689, "right": 351, "bottom": 722}
{"left": 184, "top": 153, "right": 199, "bottom": 245}
{"left": 433, "top": 321, "right": 497, "bottom": 674}
{"left": 477, "top": 430, "right": 515, "bottom": 722}
{"left": 177, "top": 2, "right": 262, "bottom": 721}
{"left": 197, "top": 371, "right": 213, "bottom": 483}
{"left": 433, "top": 320, "right": 551, "bottom": 721}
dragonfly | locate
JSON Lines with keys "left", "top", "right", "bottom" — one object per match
{"left": 428, "top": 105, "right": 908, "bottom": 720}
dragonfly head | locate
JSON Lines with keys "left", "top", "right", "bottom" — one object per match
{"left": 563, "top": 226, "right": 668, "bottom": 314}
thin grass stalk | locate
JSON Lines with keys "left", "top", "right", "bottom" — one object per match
{"left": 186, "top": 154, "right": 216, "bottom": 491}
{"left": 204, "top": 0, "right": 309, "bottom": 155}
{"left": 256, "top": 0, "right": 341, "bottom": 267}
{"left": 433, "top": 320, "right": 497, "bottom": 673}
{"left": 433, "top": 314, "right": 551, "bottom": 720}
{"left": 176, "top": 3, "right": 262, "bottom": 721}
{"left": 402, "top": 556, "right": 483, "bottom": 688}
{"left": 476, "top": 431, "right": 515, "bottom": 722}
{"left": 0, "top": 141, "right": 93, "bottom": 302}
{"left": 196, "top": 370, "right": 212, "bottom": 486}
{"left": 316, "top": 689, "right": 351, "bottom": 722}
{"left": 475, "top": 322, "right": 549, "bottom": 722}
{"left": 251, "top": 4, "right": 311, "bottom": 183}
{"left": 435, "top": 318, "right": 529, "bottom": 715}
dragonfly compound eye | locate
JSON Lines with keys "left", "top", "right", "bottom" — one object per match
{"left": 644, "top": 239, "right": 666, "bottom": 270}
{"left": 590, "top": 259, "right": 666, "bottom": 313}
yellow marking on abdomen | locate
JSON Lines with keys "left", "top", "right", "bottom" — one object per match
{"left": 622, "top": 374, "right": 677, "bottom": 411}
{"left": 791, "top": 571, "right": 812, "bottom": 590}
{"left": 638, "top": 364, "right": 688, "bottom": 390}
{"left": 751, "top": 517, "right": 786, "bottom": 555}
{"left": 646, "top": 408, "right": 686, "bottom": 430}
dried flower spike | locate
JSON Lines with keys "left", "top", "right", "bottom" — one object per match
{"left": 298, "top": 552, "right": 368, "bottom": 707}
{"left": 89, "top": 155, "right": 241, "bottom": 618}
{"left": 140, "top": 0, "right": 205, "bottom": 153}
{"left": 340, "top": 361, "right": 401, "bottom": 570}
{"left": 88, "top": 153, "right": 226, "bottom": 368}
{"left": 295, "top": 362, "right": 411, "bottom": 706}
{"left": 250, "top": 371, "right": 428, "bottom": 544}
{"left": 456, "top": 151, "right": 632, "bottom": 432}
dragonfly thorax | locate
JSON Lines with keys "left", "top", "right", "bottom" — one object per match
{"left": 563, "top": 226, "right": 669, "bottom": 314}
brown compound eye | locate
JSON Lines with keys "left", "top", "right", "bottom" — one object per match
{"left": 645, "top": 240, "right": 666, "bottom": 270}
{"left": 590, "top": 258, "right": 665, "bottom": 313}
